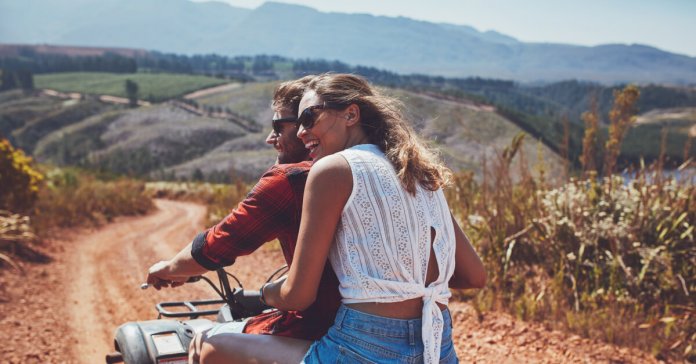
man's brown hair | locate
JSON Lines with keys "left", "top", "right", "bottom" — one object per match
{"left": 272, "top": 75, "right": 316, "bottom": 116}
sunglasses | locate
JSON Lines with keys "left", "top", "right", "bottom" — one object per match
{"left": 297, "top": 102, "right": 347, "bottom": 130}
{"left": 271, "top": 116, "right": 297, "bottom": 135}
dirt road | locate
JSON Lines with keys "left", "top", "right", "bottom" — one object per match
{"left": 0, "top": 200, "right": 658, "bottom": 363}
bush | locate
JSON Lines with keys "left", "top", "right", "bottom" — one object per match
{"left": 0, "top": 139, "right": 44, "bottom": 213}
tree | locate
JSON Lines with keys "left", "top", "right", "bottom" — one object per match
{"left": 0, "top": 69, "right": 33, "bottom": 91}
{"left": 16, "top": 69, "right": 34, "bottom": 90}
{"left": 0, "top": 69, "right": 17, "bottom": 90}
{"left": 125, "top": 79, "right": 139, "bottom": 108}
{"left": 192, "top": 168, "right": 204, "bottom": 181}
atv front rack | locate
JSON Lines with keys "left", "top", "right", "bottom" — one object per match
{"left": 156, "top": 298, "right": 225, "bottom": 319}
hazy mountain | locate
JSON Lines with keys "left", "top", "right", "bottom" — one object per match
{"left": 2, "top": 0, "right": 695, "bottom": 84}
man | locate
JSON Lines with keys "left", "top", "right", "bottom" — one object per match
{"left": 145, "top": 76, "right": 341, "bottom": 356}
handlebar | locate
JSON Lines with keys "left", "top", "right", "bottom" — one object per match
{"left": 145, "top": 268, "right": 275, "bottom": 320}
{"left": 140, "top": 275, "right": 201, "bottom": 290}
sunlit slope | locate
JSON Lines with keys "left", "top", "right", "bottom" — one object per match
{"left": 623, "top": 107, "right": 696, "bottom": 162}
{"left": 1, "top": 82, "right": 564, "bottom": 181}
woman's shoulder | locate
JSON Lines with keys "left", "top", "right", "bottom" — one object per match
{"left": 310, "top": 154, "right": 351, "bottom": 177}
{"left": 306, "top": 154, "right": 353, "bottom": 202}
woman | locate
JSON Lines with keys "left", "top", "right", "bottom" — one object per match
{"left": 198, "top": 73, "right": 486, "bottom": 363}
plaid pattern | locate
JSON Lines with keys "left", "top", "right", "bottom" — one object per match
{"left": 191, "top": 161, "right": 341, "bottom": 341}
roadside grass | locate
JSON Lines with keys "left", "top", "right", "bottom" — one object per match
{"left": 1, "top": 161, "right": 154, "bottom": 269}
{"left": 34, "top": 72, "right": 228, "bottom": 102}
{"left": 450, "top": 86, "right": 695, "bottom": 362}
{"left": 451, "top": 150, "right": 694, "bottom": 361}
{"left": 143, "top": 180, "right": 289, "bottom": 251}
{"left": 145, "top": 180, "right": 250, "bottom": 228}
{"left": 31, "top": 167, "right": 154, "bottom": 234}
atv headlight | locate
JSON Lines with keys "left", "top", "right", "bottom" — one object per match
{"left": 151, "top": 331, "right": 188, "bottom": 364}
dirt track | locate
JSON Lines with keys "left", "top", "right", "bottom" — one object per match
{"left": 0, "top": 200, "right": 659, "bottom": 363}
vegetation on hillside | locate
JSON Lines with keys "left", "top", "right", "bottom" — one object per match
{"left": 12, "top": 98, "right": 112, "bottom": 152}
{"left": 34, "top": 72, "right": 227, "bottom": 102}
{"left": 4, "top": 48, "right": 693, "bottom": 167}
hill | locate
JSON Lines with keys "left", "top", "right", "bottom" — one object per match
{"left": 0, "top": 83, "right": 564, "bottom": 181}
{"left": 1, "top": 0, "right": 696, "bottom": 84}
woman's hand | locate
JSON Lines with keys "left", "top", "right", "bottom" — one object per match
{"left": 449, "top": 214, "right": 487, "bottom": 289}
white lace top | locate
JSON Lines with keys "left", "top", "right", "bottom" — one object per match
{"left": 330, "top": 144, "right": 456, "bottom": 364}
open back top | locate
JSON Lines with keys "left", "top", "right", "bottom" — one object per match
{"left": 330, "top": 144, "right": 456, "bottom": 364}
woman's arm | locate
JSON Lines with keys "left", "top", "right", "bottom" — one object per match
{"left": 449, "top": 214, "right": 487, "bottom": 289}
{"left": 262, "top": 155, "right": 352, "bottom": 310}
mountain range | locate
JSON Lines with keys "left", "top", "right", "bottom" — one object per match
{"left": 2, "top": 0, "right": 696, "bottom": 84}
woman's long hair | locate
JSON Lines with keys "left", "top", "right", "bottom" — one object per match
{"left": 307, "top": 73, "right": 451, "bottom": 194}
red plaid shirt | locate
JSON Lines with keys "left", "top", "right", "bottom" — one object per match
{"left": 191, "top": 162, "right": 341, "bottom": 341}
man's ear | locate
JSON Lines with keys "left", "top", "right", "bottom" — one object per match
{"left": 344, "top": 104, "right": 361, "bottom": 126}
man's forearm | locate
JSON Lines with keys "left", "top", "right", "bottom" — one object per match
{"left": 167, "top": 242, "right": 209, "bottom": 277}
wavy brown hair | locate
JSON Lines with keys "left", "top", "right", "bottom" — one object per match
{"left": 272, "top": 75, "right": 316, "bottom": 115}
{"left": 306, "top": 73, "right": 451, "bottom": 194}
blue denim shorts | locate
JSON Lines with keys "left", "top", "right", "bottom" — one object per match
{"left": 302, "top": 304, "right": 458, "bottom": 363}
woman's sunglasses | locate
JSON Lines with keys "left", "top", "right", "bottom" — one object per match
{"left": 297, "top": 102, "right": 347, "bottom": 130}
{"left": 271, "top": 117, "right": 297, "bottom": 135}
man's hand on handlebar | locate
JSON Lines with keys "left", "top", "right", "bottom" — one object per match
{"left": 146, "top": 260, "right": 190, "bottom": 290}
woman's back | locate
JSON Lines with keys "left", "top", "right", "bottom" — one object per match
{"left": 331, "top": 144, "right": 456, "bottom": 363}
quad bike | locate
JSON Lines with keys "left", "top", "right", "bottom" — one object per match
{"left": 105, "top": 266, "right": 286, "bottom": 364}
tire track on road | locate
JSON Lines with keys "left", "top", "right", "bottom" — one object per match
{"left": 66, "top": 200, "right": 213, "bottom": 363}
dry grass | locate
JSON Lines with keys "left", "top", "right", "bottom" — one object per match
{"left": 0, "top": 210, "right": 42, "bottom": 271}
{"left": 31, "top": 168, "right": 154, "bottom": 234}
{"left": 146, "top": 180, "right": 250, "bottom": 227}
{"left": 450, "top": 86, "right": 695, "bottom": 362}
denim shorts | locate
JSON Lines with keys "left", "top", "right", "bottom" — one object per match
{"left": 302, "top": 304, "right": 458, "bottom": 363}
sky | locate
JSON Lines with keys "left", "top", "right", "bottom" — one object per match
{"left": 194, "top": 0, "right": 696, "bottom": 57}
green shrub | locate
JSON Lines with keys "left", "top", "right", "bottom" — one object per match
{"left": 0, "top": 139, "right": 44, "bottom": 213}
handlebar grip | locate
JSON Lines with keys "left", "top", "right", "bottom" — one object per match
{"left": 141, "top": 275, "right": 202, "bottom": 290}
{"left": 234, "top": 290, "right": 271, "bottom": 315}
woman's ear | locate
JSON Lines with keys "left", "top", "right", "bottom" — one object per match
{"left": 344, "top": 104, "right": 361, "bottom": 126}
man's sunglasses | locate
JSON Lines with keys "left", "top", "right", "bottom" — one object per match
{"left": 272, "top": 117, "right": 297, "bottom": 135}
{"left": 297, "top": 102, "right": 347, "bottom": 130}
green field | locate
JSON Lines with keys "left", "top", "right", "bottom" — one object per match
{"left": 34, "top": 72, "right": 228, "bottom": 102}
